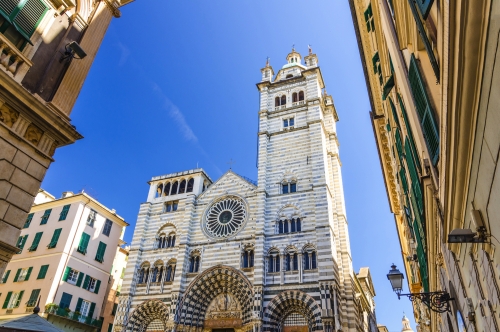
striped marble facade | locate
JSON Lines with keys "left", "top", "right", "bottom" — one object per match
{"left": 114, "top": 50, "right": 363, "bottom": 332}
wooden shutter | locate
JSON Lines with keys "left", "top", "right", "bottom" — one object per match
{"left": 94, "top": 279, "right": 101, "bottom": 294}
{"left": 2, "top": 270, "right": 10, "bottom": 283}
{"left": 29, "top": 232, "right": 42, "bottom": 251}
{"left": 83, "top": 275, "right": 90, "bottom": 289}
{"left": 40, "top": 208, "right": 51, "bottom": 225}
{"left": 75, "top": 298, "right": 83, "bottom": 313}
{"left": 76, "top": 272, "right": 84, "bottom": 287}
{"left": 79, "top": 233, "right": 90, "bottom": 254}
{"left": 62, "top": 266, "right": 70, "bottom": 281}
{"left": 88, "top": 302, "right": 96, "bottom": 319}
{"left": 23, "top": 213, "right": 33, "bottom": 228}
{"left": 2, "top": 292, "right": 12, "bottom": 309}
{"left": 59, "top": 292, "right": 72, "bottom": 309}
{"left": 24, "top": 267, "right": 32, "bottom": 281}
{"left": 96, "top": 242, "right": 106, "bottom": 262}
{"left": 37, "top": 265, "right": 48, "bottom": 279}
{"left": 59, "top": 204, "right": 70, "bottom": 221}
{"left": 408, "top": 55, "right": 439, "bottom": 164}
{"left": 382, "top": 75, "right": 395, "bottom": 100}
{"left": 112, "top": 303, "right": 118, "bottom": 315}
{"left": 13, "top": 268, "right": 21, "bottom": 282}
{"left": 48, "top": 228, "right": 62, "bottom": 248}
{"left": 12, "top": 0, "right": 48, "bottom": 40}
{"left": 399, "top": 167, "right": 409, "bottom": 194}
{"left": 398, "top": 94, "right": 422, "bottom": 172}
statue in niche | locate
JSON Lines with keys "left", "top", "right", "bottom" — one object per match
{"left": 0, "top": 104, "right": 19, "bottom": 128}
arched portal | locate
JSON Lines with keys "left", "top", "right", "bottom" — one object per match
{"left": 176, "top": 265, "right": 254, "bottom": 330}
{"left": 125, "top": 299, "right": 169, "bottom": 332}
{"left": 264, "top": 290, "right": 323, "bottom": 332}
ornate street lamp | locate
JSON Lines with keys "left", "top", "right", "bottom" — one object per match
{"left": 387, "top": 264, "right": 454, "bottom": 313}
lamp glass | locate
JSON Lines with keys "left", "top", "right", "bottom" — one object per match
{"left": 387, "top": 264, "right": 404, "bottom": 292}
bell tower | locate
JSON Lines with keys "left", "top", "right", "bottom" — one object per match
{"left": 256, "top": 49, "right": 358, "bottom": 330}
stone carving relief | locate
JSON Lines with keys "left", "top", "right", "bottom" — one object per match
{"left": 24, "top": 123, "right": 43, "bottom": 146}
{"left": 0, "top": 104, "right": 19, "bottom": 127}
{"left": 206, "top": 293, "right": 241, "bottom": 319}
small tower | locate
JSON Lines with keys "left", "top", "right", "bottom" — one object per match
{"left": 402, "top": 314, "right": 414, "bottom": 332}
{"left": 261, "top": 57, "right": 274, "bottom": 82}
{"left": 304, "top": 45, "right": 318, "bottom": 68}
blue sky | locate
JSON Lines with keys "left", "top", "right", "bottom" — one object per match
{"left": 42, "top": 1, "right": 416, "bottom": 330}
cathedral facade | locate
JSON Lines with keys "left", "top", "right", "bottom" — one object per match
{"left": 114, "top": 50, "right": 377, "bottom": 332}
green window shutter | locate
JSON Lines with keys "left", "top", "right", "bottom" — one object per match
{"left": 40, "top": 208, "right": 51, "bottom": 225}
{"left": 75, "top": 298, "right": 83, "bottom": 313}
{"left": 59, "top": 292, "right": 72, "bottom": 309}
{"left": 83, "top": 275, "right": 90, "bottom": 289}
{"left": 75, "top": 272, "right": 84, "bottom": 287}
{"left": 88, "top": 302, "right": 96, "bottom": 319}
{"left": 372, "top": 52, "right": 380, "bottom": 74}
{"left": 363, "top": 4, "right": 374, "bottom": 32}
{"left": 398, "top": 94, "right": 422, "bottom": 172}
{"left": 48, "top": 228, "right": 62, "bottom": 249}
{"left": 389, "top": 97, "right": 400, "bottom": 127}
{"left": 23, "top": 213, "right": 33, "bottom": 228}
{"left": 1, "top": 270, "right": 10, "bottom": 283}
{"left": 408, "top": 55, "right": 439, "bottom": 164}
{"left": 12, "top": 0, "right": 49, "bottom": 41}
{"left": 59, "top": 204, "right": 70, "bottom": 221}
{"left": 13, "top": 268, "right": 21, "bottom": 282}
{"left": 2, "top": 292, "right": 12, "bottom": 309}
{"left": 62, "top": 266, "right": 70, "bottom": 282}
{"left": 108, "top": 323, "right": 114, "bottom": 332}
{"left": 27, "top": 289, "right": 40, "bottom": 306}
{"left": 382, "top": 74, "right": 395, "bottom": 100}
{"left": 95, "top": 242, "right": 106, "bottom": 263}
{"left": 24, "top": 267, "right": 32, "bottom": 281}
{"left": 78, "top": 233, "right": 90, "bottom": 254}
{"left": 395, "top": 129, "right": 403, "bottom": 158}
{"left": 94, "top": 279, "right": 101, "bottom": 294}
{"left": 37, "top": 265, "right": 49, "bottom": 279}
{"left": 20, "top": 235, "right": 28, "bottom": 252}
{"left": 415, "top": 0, "right": 433, "bottom": 19}
{"left": 14, "top": 290, "right": 24, "bottom": 307}
{"left": 405, "top": 139, "right": 424, "bottom": 215}
{"left": 399, "top": 167, "right": 409, "bottom": 194}
{"left": 111, "top": 303, "right": 118, "bottom": 315}
{"left": 28, "top": 232, "right": 42, "bottom": 251}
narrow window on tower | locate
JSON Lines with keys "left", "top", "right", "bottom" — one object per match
{"left": 282, "top": 183, "right": 289, "bottom": 194}
{"left": 283, "top": 119, "right": 289, "bottom": 128}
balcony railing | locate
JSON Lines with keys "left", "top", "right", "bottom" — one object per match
{"left": 47, "top": 306, "right": 103, "bottom": 328}
{"left": 0, "top": 34, "right": 32, "bottom": 81}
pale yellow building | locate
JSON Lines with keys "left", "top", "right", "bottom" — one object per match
{"left": 349, "top": 0, "right": 500, "bottom": 331}
{"left": 0, "top": 0, "right": 132, "bottom": 277}
{"left": 0, "top": 190, "right": 128, "bottom": 331}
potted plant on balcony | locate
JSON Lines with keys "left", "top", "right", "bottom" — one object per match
{"left": 45, "top": 303, "right": 58, "bottom": 313}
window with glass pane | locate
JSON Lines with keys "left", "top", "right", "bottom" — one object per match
{"left": 7, "top": 291, "right": 23, "bottom": 308}
{"left": 289, "top": 118, "right": 294, "bottom": 126}
{"left": 290, "top": 183, "right": 297, "bottom": 192}
{"left": 103, "top": 219, "right": 112, "bottom": 236}
{"left": 283, "top": 119, "right": 289, "bottom": 127}
{"left": 282, "top": 183, "right": 289, "bottom": 194}
{"left": 26, "top": 289, "right": 40, "bottom": 307}
{"left": 67, "top": 269, "right": 79, "bottom": 284}
{"left": 172, "top": 202, "right": 178, "bottom": 211}
{"left": 87, "top": 210, "right": 97, "bottom": 227}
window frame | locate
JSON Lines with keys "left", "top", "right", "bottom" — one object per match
{"left": 102, "top": 219, "right": 113, "bottom": 237}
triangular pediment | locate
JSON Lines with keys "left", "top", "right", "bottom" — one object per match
{"left": 197, "top": 170, "right": 257, "bottom": 202}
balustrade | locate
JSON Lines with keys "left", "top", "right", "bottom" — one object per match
{"left": 0, "top": 35, "right": 32, "bottom": 80}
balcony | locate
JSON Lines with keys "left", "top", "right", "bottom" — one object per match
{"left": 46, "top": 306, "right": 103, "bottom": 328}
{"left": 0, "top": 34, "right": 32, "bottom": 81}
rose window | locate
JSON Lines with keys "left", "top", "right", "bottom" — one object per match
{"left": 204, "top": 196, "right": 247, "bottom": 238}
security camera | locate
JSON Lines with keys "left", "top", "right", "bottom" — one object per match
{"left": 448, "top": 229, "right": 481, "bottom": 243}
{"left": 67, "top": 41, "right": 86, "bottom": 59}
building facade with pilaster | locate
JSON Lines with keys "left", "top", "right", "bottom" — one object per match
{"left": 349, "top": 0, "right": 500, "bottom": 331}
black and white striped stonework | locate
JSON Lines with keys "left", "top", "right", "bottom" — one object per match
{"left": 114, "top": 52, "right": 372, "bottom": 332}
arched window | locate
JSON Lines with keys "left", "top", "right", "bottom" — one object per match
{"left": 304, "top": 247, "right": 317, "bottom": 270}
{"left": 242, "top": 249, "right": 254, "bottom": 268}
{"left": 158, "top": 266, "right": 164, "bottom": 282}
{"left": 290, "top": 182, "right": 297, "bottom": 193}
{"left": 282, "top": 181, "right": 297, "bottom": 194}
{"left": 278, "top": 220, "right": 284, "bottom": 234}
{"left": 138, "top": 269, "right": 145, "bottom": 283}
{"left": 291, "top": 219, "right": 296, "bottom": 232}
{"left": 189, "top": 252, "right": 200, "bottom": 273}
{"left": 138, "top": 263, "right": 150, "bottom": 284}
{"left": 171, "top": 181, "right": 179, "bottom": 195}
{"left": 296, "top": 218, "right": 301, "bottom": 231}
{"left": 282, "top": 183, "right": 289, "bottom": 194}
{"left": 179, "top": 180, "right": 186, "bottom": 194}
{"left": 168, "top": 233, "right": 176, "bottom": 248}
{"left": 280, "top": 95, "right": 286, "bottom": 106}
{"left": 275, "top": 96, "right": 280, "bottom": 107}
{"left": 186, "top": 179, "right": 194, "bottom": 192}
{"left": 157, "top": 234, "right": 165, "bottom": 248}
{"left": 299, "top": 91, "right": 304, "bottom": 101}
{"left": 268, "top": 249, "right": 280, "bottom": 273}
{"left": 286, "top": 74, "right": 293, "bottom": 79}
{"left": 292, "top": 92, "right": 298, "bottom": 102}
{"left": 164, "top": 182, "right": 171, "bottom": 196}
{"left": 151, "top": 267, "right": 158, "bottom": 282}
{"left": 156, "top": 184, "right": 163, "bottom": 198}
{"left": 284, "top": 220, "right": 289, "bottom": 233}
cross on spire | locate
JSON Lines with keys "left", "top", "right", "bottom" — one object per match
{"left": 227, "top": 159, "right": 236, "bottom": 169}
{"left": 292, "top": 44, "right": 295, "bottom": 51}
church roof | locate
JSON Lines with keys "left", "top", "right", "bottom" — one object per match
{"left": 0, "top": 314, "right": 64, "bottom": 332}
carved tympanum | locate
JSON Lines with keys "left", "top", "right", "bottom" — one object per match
{"left": 24, "top": 123, "right": 43, "bottom": 146}
{"left": 205, "top": 293, "right": 241, "bottom": 319}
